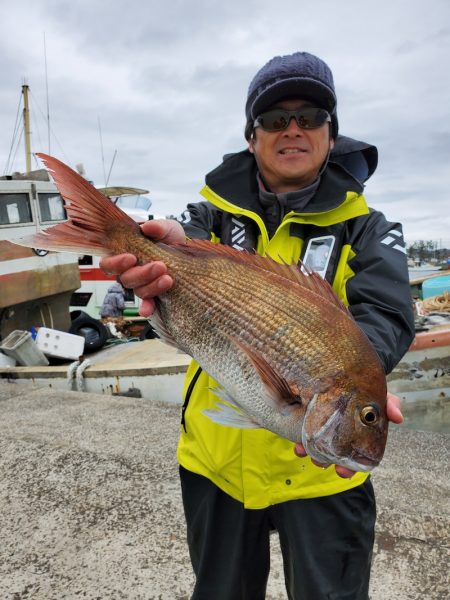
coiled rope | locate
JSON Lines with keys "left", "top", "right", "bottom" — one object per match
{"left": 420, "top": 291, "right": 450, "bottom": 314}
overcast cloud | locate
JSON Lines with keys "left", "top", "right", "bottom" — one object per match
{"left": 1, "top": 0, "right": 449, "bottom": 246}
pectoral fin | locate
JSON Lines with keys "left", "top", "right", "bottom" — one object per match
{"left": 235, "top": 340, "right": 303, "bottom": 413}
{"left": 203, "top": 402, "right": 261, "bottom": 429}
{"left": 208, "top": 385, "right": 239, "bottom": 407}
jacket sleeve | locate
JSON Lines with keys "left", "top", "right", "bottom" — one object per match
{"left": 176, "top": 201, "right": 221, "bottom": 240}
{"left": 346, "top": 210, "right": 415, "bottom": 374}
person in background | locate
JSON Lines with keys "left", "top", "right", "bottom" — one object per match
{"left": 100, "top": 51, "right": 415, "bottom": 599}
{"left": 100, "top": 280, "right": 125, "bottom": 319}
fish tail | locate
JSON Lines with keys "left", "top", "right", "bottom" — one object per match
{"left": 13, "top": 153, "right": 140, "bottom": 256}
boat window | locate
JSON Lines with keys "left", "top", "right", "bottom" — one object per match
{"left": 70, "top": 291, "right": 93, "bottom": 307}
{"left": 78, "top": 255, "right": 94, "bottom": 266}
{"left": 124, "top": 287, "right": 135, "bottom": 302}
{"left": 0, "top": 193, "right": 33, "bottom": 225}
{"left": 38, "top": 192, "right": 67, "bottom": 222}
{"left": 115, "top": 195, "right": 152, "bottom": 211}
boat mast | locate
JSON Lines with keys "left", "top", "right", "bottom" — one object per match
{"left": 22, "top": 84, "right": 32, "bottom": 173}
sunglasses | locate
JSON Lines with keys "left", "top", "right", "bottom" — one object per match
{"left": 253, "top": 107, "right": 331, "bottom": 133}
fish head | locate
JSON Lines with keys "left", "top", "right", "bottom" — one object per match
{"left": 301, "top": 380, "right": 388, "bottom": 472}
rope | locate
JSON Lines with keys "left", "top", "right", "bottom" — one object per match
{"left": 66, "top": 358, "right": 91, "bottom": 391}
{"left": 67, "top": 360, "right": 80, "bottom": 390}
{"left": 76, "top": 359, "right": 91, "bottom": 392}
{"left": 420, "top": 291, "right": 450, "bottom": 314}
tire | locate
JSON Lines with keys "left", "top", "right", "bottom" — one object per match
{"left": 70, "top": 310, "right": 92, "bottom": 323}
{"left": 69, "top": 311, "right": 108, "bottom": 353}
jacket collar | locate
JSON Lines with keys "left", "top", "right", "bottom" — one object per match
{"left": 203, "top": 149, "right": 364, "bottom": 216}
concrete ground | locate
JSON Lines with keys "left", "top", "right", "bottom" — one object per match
{"left": 0, "top": 380, "right": 448, "bottom": 600}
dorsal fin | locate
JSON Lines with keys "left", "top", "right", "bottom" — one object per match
{"left": 178, "top": 238, "right": 348, "bottom": 313}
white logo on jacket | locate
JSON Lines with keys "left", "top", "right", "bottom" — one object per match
{"left": 231, "top": 217, "right": 246, "bottom": 251}
{"left": 177, "top": 210, "right": 192, "bottom": 224}
{"left": 380, "top": 229, "right": 406, "bottom": 254}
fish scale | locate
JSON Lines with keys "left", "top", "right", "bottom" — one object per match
{"left": 12, "top": 153, "right": 389, "bottom": 472}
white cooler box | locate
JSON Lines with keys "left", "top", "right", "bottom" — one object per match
{"left": 36, "top": 327, "right": 85, "bottom": 360}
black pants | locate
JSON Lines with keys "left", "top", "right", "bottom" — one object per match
{"left": 180, "top": 466, "right": 375, "bottom": 600}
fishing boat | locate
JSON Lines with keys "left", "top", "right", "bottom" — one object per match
{"left": 409, "top": 270, "right": 450, "bottom": 301}
{"left": 0, "top": 170, "right": 81, "bottom": 340}
{"left": 388, "top": 268, "right": 450, "bottom": 407}
{"left": 0, "top": 86, "right": 80, "bottom": 341}
{"left": 387, "top": 322, "right": 450, "bottom": 404}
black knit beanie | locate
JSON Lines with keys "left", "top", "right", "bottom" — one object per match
{"left": 245, "top": 51, "right": 338, "bottom": 139}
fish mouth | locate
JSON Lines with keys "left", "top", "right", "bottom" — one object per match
{"left": 335, "top": 452, "right": 379, "bottom": 473}
{"left": 303, "top": 439, "right": 378, "bottom": 473}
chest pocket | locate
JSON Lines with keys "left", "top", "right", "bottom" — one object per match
{"left": 290, "top": 222, "right": 347, "bottom": 284}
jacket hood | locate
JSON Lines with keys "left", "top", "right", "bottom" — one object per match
{"left": 330, "top": 135, "right": 378, "bottom": 183}
{"left": 107, "top": 282, "right": 123, "bottom": 294}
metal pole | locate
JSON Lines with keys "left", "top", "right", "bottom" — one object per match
{"left": 22, "top": 84, "right": 32, "bottom": 173}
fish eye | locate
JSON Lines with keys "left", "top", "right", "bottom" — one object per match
{"left": 360, "top": 405, "right": 380, "bottom": 426}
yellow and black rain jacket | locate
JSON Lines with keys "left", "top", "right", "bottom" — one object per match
{"left": 176, "top": 147, "right": 415, "bottom": 509}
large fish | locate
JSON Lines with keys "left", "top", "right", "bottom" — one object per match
{"left": 14, "top": 153, "right": 389, "bottom": 472}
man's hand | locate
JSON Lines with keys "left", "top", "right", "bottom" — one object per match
{"left": 99, "top": 219, "right": 185, "bottom": 317}
{"left": 294, "top": 392, "right": 403, "bottom": 478}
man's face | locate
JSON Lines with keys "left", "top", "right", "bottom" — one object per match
{"left": 249, "top": 98, "right": 334, "bottom": 193}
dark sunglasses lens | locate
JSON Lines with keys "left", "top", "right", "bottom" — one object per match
{"left": 256, "top": 108, "right": 330, "bottom": 131}
{"left": 299, "top": 107, "right": 330, "bottom": 128}
{"left": 258, "top": 112, "right": 288, "bottom": 131}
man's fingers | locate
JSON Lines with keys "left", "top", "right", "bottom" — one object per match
{"left": 294, "top": 443, "right": 354, "bottom": 479}
{"left": 294, "top": 443, "right": 328, "bottom": 468}
{"left": 139, "top": 298, "right": 156, "bottom": 318}
{"left": 100, "top": 254, "right": 137, "bottom": 275}
{"left": 134, "top": 273, "right": 174, "bottom": 300}
{"left": 294, "top": 443, "right": 307, "bottom": 458}
{"left": 119, "top": 261, "right": 166, "bottom": 289}
{"left": 334, "top": 465, "right": 355, "bottom": 479}
{"left": 387, "top": 392, "right": 404, "bottom": 424}
{"left": 141, "top": 219, "right": 185, "bottom": 244}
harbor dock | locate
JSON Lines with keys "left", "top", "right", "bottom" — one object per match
{"left": 0, "top": 379, "right": 448, "bottom": 599}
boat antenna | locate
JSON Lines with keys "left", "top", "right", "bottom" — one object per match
{"left": 43, "top": 32, "right": 51, "bottom": 154}
{"left": 105, "top": 149, "right": 117, "bottom": 186}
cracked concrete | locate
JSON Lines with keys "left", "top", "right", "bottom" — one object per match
{"left": 0, "top": 380, "right": 448, "bottom": 599}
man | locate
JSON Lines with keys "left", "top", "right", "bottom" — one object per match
{"left": 101, "top": 52, "right": 415, "bottom": 599}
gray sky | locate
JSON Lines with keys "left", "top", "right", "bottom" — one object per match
{"left": 1, "top": 0, "right": 449, "bottom": 246}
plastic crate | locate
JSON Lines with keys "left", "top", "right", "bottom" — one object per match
{"left": 36, "top": 327, "right": 85, "bottom": 359}
{"left": 0, "top": 330, "right": 49, "bottom": 366}
{"left": 0, "top": 351, "right": 17, "bottom": 367}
